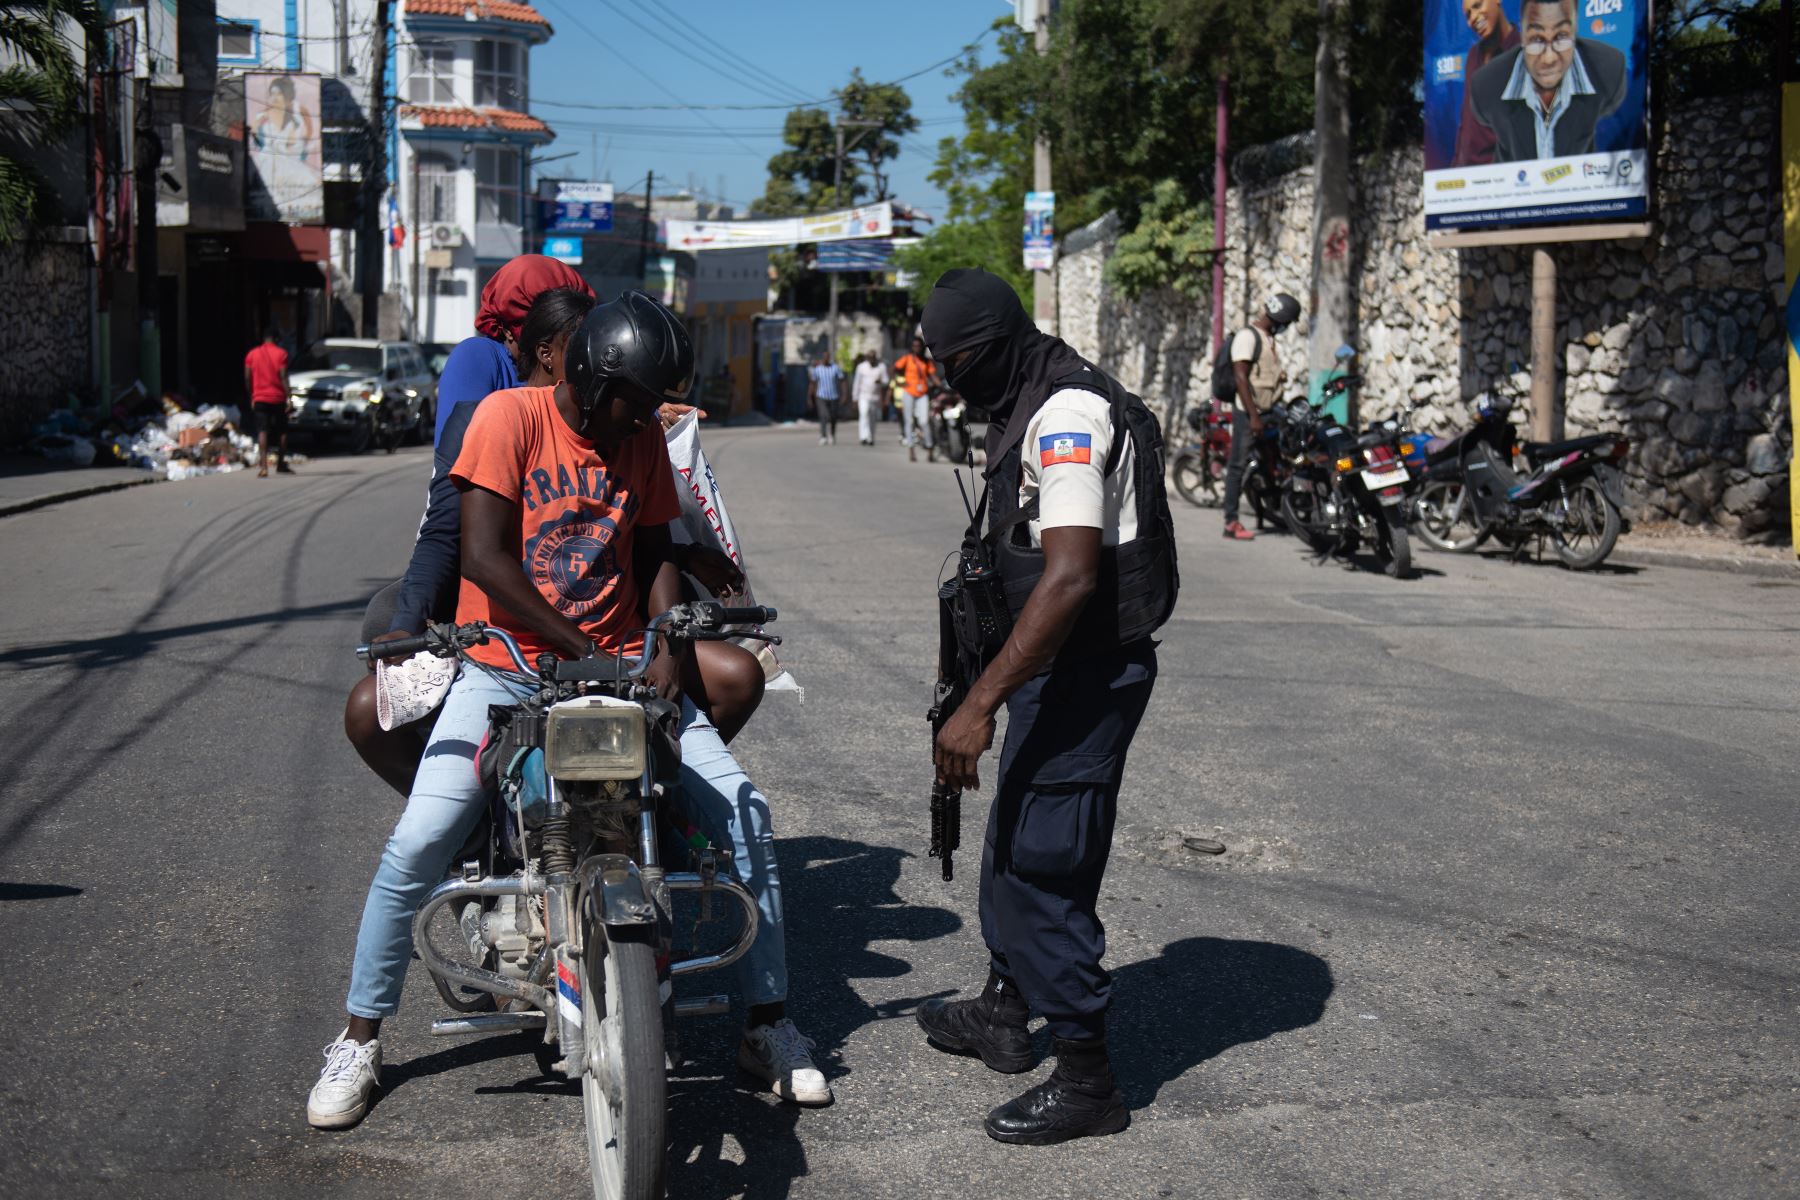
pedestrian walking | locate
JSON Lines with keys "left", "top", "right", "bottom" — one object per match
{"left": 1220, "top": 292, "right": 1301, "bottom": 540}
{"left": 808, "top": 351, "right": 844, "bottom": 445}
{"left": 243, "top": 328, "right": 293, "bottom": 477}
{"left": 916, "top": 268, "right": 1179, "bottom": 1146}
{"left": 893, "top": 336, "right": 937, "bottom": 462}
{"left": 851, "top": 349, "right": 890, "bottom": 446}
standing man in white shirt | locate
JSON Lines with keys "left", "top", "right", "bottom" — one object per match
{"left": 1221, "top": 292, "right": 1301, "bottom": 541}
{"left": 851, "top": 349, "right": 890, "bottom": 446}
{"left": 914, "top": 268, "right": 1179, "bottom": 1147}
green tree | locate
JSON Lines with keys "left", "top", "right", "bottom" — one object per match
{"left": 755, "top": 69, "right": 919, "bottom": 216}
{"left": 1101, "top": 178, "right": 1213, "bottom": 299}
{"left": 0, "top": 0, "right": 104, "bottom": 245}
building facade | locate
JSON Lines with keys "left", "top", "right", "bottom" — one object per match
{"left": 393, "top": 0, "right": 554, "bottom": 343}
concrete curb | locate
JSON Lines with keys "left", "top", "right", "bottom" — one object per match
{"left": 1609, "top": 543, "right": 1799, "bottom": 579}
{"left": 0, "top": 475, "right": 160, "bottom": 519}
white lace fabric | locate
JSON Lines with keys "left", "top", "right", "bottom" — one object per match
{"left": 375, "top": 653, "right": 457, "bottom": 730}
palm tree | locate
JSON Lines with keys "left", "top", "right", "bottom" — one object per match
{"left": 0, "top": 0, "right": 105, "bottom": 246}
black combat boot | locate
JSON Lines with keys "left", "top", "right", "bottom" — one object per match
{"left": 984, "top": 1036, "right": 1129, "bottom": 1146}
{"left": 915, "top": 968, "right": 1034, "bottom": 1073}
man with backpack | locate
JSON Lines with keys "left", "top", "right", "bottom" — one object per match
{"left": 1217, "top": 293, "right": 1301, "bottom": 540}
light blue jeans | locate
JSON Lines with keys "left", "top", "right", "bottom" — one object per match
{"left": 345, "top": 669, "right": 788, "bottom": 1018}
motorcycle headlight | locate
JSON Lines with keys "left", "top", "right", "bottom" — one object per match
{"left": 545, "top": 697, "right": 646, "bottom": 781}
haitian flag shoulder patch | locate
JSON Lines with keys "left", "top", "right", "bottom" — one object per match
{"left": 1038, "top": 431, "right": 1093, "bottom": 467}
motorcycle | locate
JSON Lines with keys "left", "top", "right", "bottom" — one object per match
{"left": 356, "top": 601, "right": 778, "bottom": 1200}
{"left": 1428, "top": 391, "right": 1631, "bottom": 570}
{"left": 1170, "top": 401, "right": 1233, "bottom": 507}
{"left": 931, "top": 390, "right": 973, "bottom": 465}
{"left": 1280, "top": 375, "right": 1414, "bottom": 578}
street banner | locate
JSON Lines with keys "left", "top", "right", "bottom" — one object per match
{"left": 816, "top": 238, "right": 898, "bottom": 272}
{"left": 245, "top": 72, "right": 323, "bottom": 224}
{"left": 1422, "top": 0, "right": 1649, "bottom": 231}
{"left": 541, "top": 181, "right": 614, "bottom": 233}
{"left": 1024, "top": 191, "right": 1054, "bottom": 271}
{"left": 542, "top": 236, "right": 582, "bottom": 265}
{"left": 1784, "top": 83, "right": 1800, "bottom": 553}
{"left": 666, "top": 202, "right": 892, "bottom": 251}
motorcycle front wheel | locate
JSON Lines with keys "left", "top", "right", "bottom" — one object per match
{"left": 1412, "top": 480, "right": 1489, "bottom": 553}
{"left": 582, "top": 923, "right": 666, "bottom": 1200}
{"left": 1283, "top": 482, "right": 1328, "bottom": 551}
{"left": 1552, "top": 475, "right": 1621, "bottom": 571}
{"left": 1171, "top": 448, "right": 1218, "bottom": 507}
{"left": 1383, "top": 508, "right": 1413, "bottom": 578}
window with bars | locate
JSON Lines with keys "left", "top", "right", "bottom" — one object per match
{"left": 407, "top": 41, "right": 455, "bottom": 104}
{"left": 475, "top": 146, "right": 519, "bottom": 225}
{"left": 415, "top": 152, "right": 457, "bottom": 226}
{"left": 474, "top": 40, "right": 524, "bottom": 108}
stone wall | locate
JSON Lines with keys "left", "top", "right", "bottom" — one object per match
{"left": 1058, "top": 92, "right": 1788, "bottom": 537}
{"left": 0, "top": 235, "right": 92, "bottom": 442}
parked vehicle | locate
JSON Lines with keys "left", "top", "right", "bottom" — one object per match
{"left": 1420, "top": 388, "right": 1630, "bottom": 569}
{"left": 931, "top": 390, "right": 974, "bottom": 464}
{"left": 288, "top": 339, "right": 437, "bottom": 453}
{"left": 1281, "top": 375, "right": 1414, "bottom": 577}
{"left": 419, "top": 341, "right": 457, "bottom": 378}
{"left": 1171, "top": 401, "right": 1232, "bottom": 507}
{"left": 356, "top": 601, "right": 779, "bottom": 1200}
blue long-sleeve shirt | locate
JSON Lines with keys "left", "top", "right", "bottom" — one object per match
{"left": 387, "top": 336, "right": 519, "bottom": 634}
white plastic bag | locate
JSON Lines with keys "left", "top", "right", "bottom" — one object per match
{"left": 662, "top": 412, "right": 798, "bottom": 694}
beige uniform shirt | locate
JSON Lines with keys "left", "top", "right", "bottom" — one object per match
{"left": 1230, "top": 327, "right": 1284, "bottom": 410}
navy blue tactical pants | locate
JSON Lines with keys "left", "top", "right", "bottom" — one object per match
{"left": 979, "top": 639, "right": 1157, "bottom": 1041}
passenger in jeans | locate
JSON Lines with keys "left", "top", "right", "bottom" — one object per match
{"left": 306, "top": 290, "right": 829, "bottom": 1130}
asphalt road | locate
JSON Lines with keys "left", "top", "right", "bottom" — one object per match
{"left": 1, "top": 428, "right": 1796, "bottom": 1200}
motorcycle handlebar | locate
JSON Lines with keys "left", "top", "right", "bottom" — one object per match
{"left": 701, "top": 603, "right": 777, "bottom": 627}
{"left": 356, "top": 631, "right": 436, "bottom": 662}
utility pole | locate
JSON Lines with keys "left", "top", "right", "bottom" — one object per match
{"left": 1530, "top": 248, "right": 1559, "bottom": 441}
{"left": 410, "top": 153, "right": 421, "bottom": 341}
{"left": 827, "top": 118, "right": 880, "bottom": 360}
{"left": 1031, "top": 0, "right": 1054, "bottom": 335}
{"left": 359, "top": 0, "right": 392, "bottom": 337}
{"left": 1308, "top": 0, "right": 1353, "bottom": 421}
{"left": 134, "top": 74, "right": 160, "bottom": 398}
{"left": 637, "top": 169, "right": 655, "bottom": 287}
{"left": 1210, "top": 71, "right": 1228, "bottom": 368}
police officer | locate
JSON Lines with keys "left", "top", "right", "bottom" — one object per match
{"left": 916, "top": 269, "right": 1178, "bottom": 1145}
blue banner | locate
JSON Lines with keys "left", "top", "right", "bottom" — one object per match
{"left": 815, "top": 239, "right": 896, "bottom": 272}
{"left": 1423, "top": 0, "right": 1650, "bottom": 232}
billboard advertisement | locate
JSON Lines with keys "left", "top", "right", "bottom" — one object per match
{"left": 665, "top": 202, "right": 892, "bottom": 251}
{"left": 246, "top": 72, "right": 323, "bottom": 224}
{"left": 541, "top": 181, "right": 614, "bottom": 233}
{"left": 1423, "top": 0, "right": 1649, "bottom": 231}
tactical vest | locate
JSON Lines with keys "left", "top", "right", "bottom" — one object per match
{"left": 982, "top": 366, "right": 1179, "bottom": 652}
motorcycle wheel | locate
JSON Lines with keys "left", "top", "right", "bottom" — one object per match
{"left": 1243, "top": 466, "right": 1270, "bottom": 526}
{"left": 344, "top": 416, "right": 372, "bottom": 456}
{"left": 1552, "top": 475, "right": 1621, "bottom": 571}
{"left": 1412, "top": 480, "right": 1488, "bottom": 553}
{"left": 1171, "top": 449, "right": 1217, "bottom": 507}
{"left": 582, "top": 923, "right": 666, "bottom": 1200}
{"left": 941, "top": 424, "right": 969, "bottom": 465}
{"left": 1384, "top": 510, "right": 1413, "bottom": 578}
{"left": 1283, "top": 482, "right": 1329, "bottom": 551}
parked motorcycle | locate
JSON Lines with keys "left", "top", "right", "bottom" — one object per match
{"left": 1281, "top": 375, "right": 1414, "bottom": 577}
{"left": 356, "top": 601, "right": 779, "bottom": 1200}
{"left": 1434, "top": 391, "right": 1631, "bottom": 569}
{"left": 932, "top": 390, "right": 973, "bottom": 465}
{"left": 1171, "top": 400, "right": 1290, "bottom": 528}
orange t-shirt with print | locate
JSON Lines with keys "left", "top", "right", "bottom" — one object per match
{"left": 450, "top": 385, "right": 682, "bottom": 670}
{"left": 894, "top": 353, "right": 937, "bottom": 398}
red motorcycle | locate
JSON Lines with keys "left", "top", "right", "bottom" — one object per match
{"left": 1170, "top": 401, "right": 1234, "bottom": 507}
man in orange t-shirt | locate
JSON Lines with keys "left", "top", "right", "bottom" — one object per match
{"left": 242, "top": 330, "right": 292, "bottom": 477}
{"left": 893, "top": 335, "right": 939, "bottom": 462}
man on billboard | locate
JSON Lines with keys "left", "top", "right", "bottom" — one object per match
{"left": 1468, "top": 0, "right": 1627, "bottom": 162}
{"left": 1452, "top": 0, "right": 1519, "bottom": 165}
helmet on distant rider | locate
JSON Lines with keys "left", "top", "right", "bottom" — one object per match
{"left": 565, "top": 290, "right": 695, "bottom": 421}
{"left": 1264, "top": 292, "right": 1302, "bottom": 331}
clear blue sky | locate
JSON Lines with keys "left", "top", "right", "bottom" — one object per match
{"left": 527, "top": 0, "right": 1008, "bottom": 216}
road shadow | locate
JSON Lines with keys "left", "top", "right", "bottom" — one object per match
{"left": 0, "top": 882, "right": 83, "bottom": 901}
{"left": 663, "top": 834, "right": 961, "bottom": 1200}
{"left": 1470, "top": 547, "right": 1644, "bottom": 575}
{"left": 1109, "top": 936, "right": 1333, "bottom": 1109}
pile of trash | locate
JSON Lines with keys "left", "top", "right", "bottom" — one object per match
{"left": 21, "top": 387, "right": 301, "bottom": 482}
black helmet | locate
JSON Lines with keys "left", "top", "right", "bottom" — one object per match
{"left": 1264, "top": 292, "right": 1302, "bottom": 330}
{"left": 566, "top": 290, "right": 695, "bottom": 419}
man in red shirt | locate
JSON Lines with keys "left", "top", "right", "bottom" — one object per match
{"left": 242, "top": 330, "right": 292, "bottom": 477}
{"left": 1452, "top": 0, "right": 1519, "bottom": 166}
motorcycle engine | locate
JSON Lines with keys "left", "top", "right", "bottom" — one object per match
{"left": 472, "top": 893, "right": 545, "bottom": 983}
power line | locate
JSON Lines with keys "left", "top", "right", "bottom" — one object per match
{"left": 638, "top": 0, "right": 816, "bottom": 105}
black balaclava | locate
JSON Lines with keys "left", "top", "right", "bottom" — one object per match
{"left": 920, "top": 268, "right": 1085, "bottom": 434}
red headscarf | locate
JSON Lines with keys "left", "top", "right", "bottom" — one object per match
{"left": 474, "top": 254, "right": 595, "bottom": 342}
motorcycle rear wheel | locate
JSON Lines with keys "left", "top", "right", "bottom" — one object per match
{"left": 1171, "top": 449, "right": 1218, "bottom": 507}
{"left": 1552, "top": 475, "right": 1621, "bottom": 571}
{"left": 582, "top": 923, "right": 666, "bottom": 1200}
{"left": 1412, "top": 480, "right": 1489, "bottom": 553}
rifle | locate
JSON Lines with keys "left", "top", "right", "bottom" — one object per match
{"left": 928, "top": 470, "right": 1011, "bottom": 882}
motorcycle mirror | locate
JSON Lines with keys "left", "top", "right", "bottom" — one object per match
{"left": 1334, "top": 343, "right": 1355, "bottom": 362}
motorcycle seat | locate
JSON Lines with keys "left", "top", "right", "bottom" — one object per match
{"left": 1520, "top": 434, "right": 1612, "bottom": 462}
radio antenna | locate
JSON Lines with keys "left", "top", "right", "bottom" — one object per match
{"left": 954, "top": 469, "right": 978, "bottom": 525}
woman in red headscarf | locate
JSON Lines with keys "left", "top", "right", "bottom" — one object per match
{"left": 344, "top": 258, "right": 764, "bottom": 795}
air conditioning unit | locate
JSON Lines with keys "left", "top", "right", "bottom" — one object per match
{"left": 430, "top": 224, "right": 464, "bottom": 249}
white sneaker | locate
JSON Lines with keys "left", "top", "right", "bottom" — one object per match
{"left": 307, "top": 1030, "right": 381, "bottom": 1129}
{"left": 819, "top": 436, "right": 829, "bottom": 445}
{"left": 739, "top": 1018, "right": 831, "bottom": 1106}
